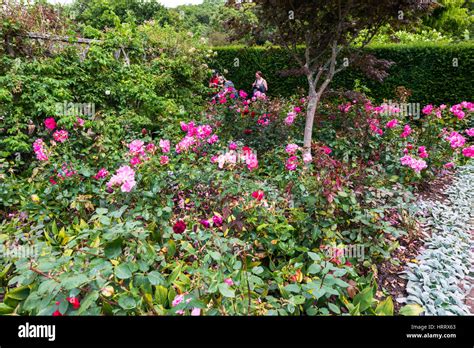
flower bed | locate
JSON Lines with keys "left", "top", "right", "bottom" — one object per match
{"left": 0, "top": 88, "right": 473, "bottom": 315}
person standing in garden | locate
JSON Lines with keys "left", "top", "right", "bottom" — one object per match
{"left": 252, "top": 71, "right": 268, "bottom": 96}
{"left": 209, "top": 70, "right": 220, "bottom": 89}
{"left": 218, "top": 75, "right": 235, "bottom": 91}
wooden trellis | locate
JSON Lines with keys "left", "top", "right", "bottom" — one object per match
{"left": 5, "top": 31, "right": 133, "bottom": 65}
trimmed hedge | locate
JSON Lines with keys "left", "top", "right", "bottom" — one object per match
{"left": 210, "top": 43, "right": 474, "bottom": 104}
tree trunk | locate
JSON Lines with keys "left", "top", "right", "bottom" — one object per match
{"left": 303, "top": 80, "right": 319, "bottom": 154}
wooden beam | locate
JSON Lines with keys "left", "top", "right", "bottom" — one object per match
{"left": 24, "top": 32, "right": 101, "bottom": 45}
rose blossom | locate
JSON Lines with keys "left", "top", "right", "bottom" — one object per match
{"left": 106, "top": 165, "right": 136, "bottom": 192}
{"left": 44, "top": 117, "right": 56, "bottom": 130}
{"left": 285, "top": 143, "right": 299, "bottom": 155}
{"left": 446, "top": 131, "right": 465, "bottom": 148}
{"left": 386, "top": 119, "right": 398, "bottom": 129}
{"left": 212, "top": 215, "right": 223, "bottom": 227}
{"left": 173, "top": 220, "right": 186, "bottom": 234}
{"left": 286, "top": 156, "right": 298, "bottom": 171}
{"left": 94, "top": 168, "right": 109, "bottom": 180}
{"left": 400, "top": 124, "right": 411, "bottom": 138}
{"left": 251, "top": 190, "right": 264, "bottom": 201}
{"left": 159, "top": 139, "right": 170, "bottom": 153}
{"left": 462, "top": 146, "right": 474, "bottom": 158}
{"left": 465, "top": 128, "right": 474, "bottom": 137}
{"left": 422, "top": 104, "right": 434, "bottom": 115}
{"left": 229, "top": 142, "right": 238, "bottom": 150}
{"left": 53, "top": 130, "right": 69, "bottom": 143}
{"left": 66, "top": 296, "right": 80, "bottom": 309}
{"left": 33, "top": 139, "right": 48, "bottom": 161}
{"left": 321, "top": 146, "right": 332, "bottom": 155}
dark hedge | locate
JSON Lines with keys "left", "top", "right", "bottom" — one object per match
{"left": 210, "top": 43, "right": 474, "bottom": 104}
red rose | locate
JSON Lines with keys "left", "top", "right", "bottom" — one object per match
{"left": 44, "top": 117, "right": 57, "bottom": 130}
{"left": 66, "top": 296, "right": 80, "bottom": 309}
{"left": 52, "top": 310, "right": 63, "bottom": 316}
{"left": 173, "top": 220, "right": 186, "bottom": 234}
{"left": 244, "top": 129, "right": 252, "bottom": 135}
{"left": 251, "top": 190, "right": 264, "bottom": 201}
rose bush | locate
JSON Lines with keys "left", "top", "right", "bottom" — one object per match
{"left": 0, "top": 85, "right": 472, "bottom": 315}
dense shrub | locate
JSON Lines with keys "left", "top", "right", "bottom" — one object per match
{"left": 210, "top": 43, "right": 474, "bottom": 104}
{"left": 0, "top": 23, "right": 212, "bottom": 162}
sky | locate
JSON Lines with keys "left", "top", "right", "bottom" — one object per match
{"left": 48, "top": 0, "right": 204, "bottom": 7}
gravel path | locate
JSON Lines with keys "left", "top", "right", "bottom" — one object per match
{"left": 403, "top": 162, "right": 474, "bottom": 315}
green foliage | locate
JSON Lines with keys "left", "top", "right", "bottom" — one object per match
{"left": 422, "top": 0, "right": 474, "bottom": 39}
{"left": 0, "top": 22, "right": 211, "bottom": 158}
{"left": 210, "top": 43, "right": 474, "bottom": 104}
{"left": 71, "top": 0, "right": 171, "bottom": 30}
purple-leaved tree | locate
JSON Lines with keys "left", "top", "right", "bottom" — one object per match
{"left": 234, "top": 0, "right": 433, "bottom": 155}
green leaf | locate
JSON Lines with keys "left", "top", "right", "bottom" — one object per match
{"left": 328, "top": 302, "right": 341, "bottom": 314}
{"left": 399, "top": 303, "right": 424, "bottom": 316}
{"left": 95, "top": 208, "right": 108, "bottom": 215}
{"left": 154, "top": 285, "right": 168, "bottom": 306}
{"left": 61, "top": 274, "right": 89, "bottom": 290}
{"left": 118, "top": 295, "right": 136, "bottom": 310}
{"left": 77, "top": 291, "right": 99, "bottom": 314}
{"left": 148, "top": 271, "right": 165, "bottom": 286}
{"left": 104, "top": 239, "right": 122, "bottom": 259}
{"left": 252, "top": 266, "right": 264, "bottom": 275}
{"left": 290, "top": 295, "right": 306, "bottom": 305}
{"left": 375, "top": 297, "right": 394, "bottom": 316}
{"left": 307, "top": 252, "right": 321, "bottom": 261}
{"left": 307, "top": 263, "right": 321, "bottom": 274}
{"left": 284, "top": 284, "right": 300, "bottom": 293}
{"left": 167, "top": 264, "right": 182, "bottom": 284}
{"left": 353, "top": 286, "right": 374, "bottom": 312}
{"left": 218, "top": 283, "right": 235, "bottom": 298}
{"left": 167, "top": 287, "right": 177, "bottom": 305}
{"left": 6, "top": 286, "right": 30, "bottom": 300}
{"left": 115, "top": 264, "right": 132, "bottom": 279}
{"left": 167, "top": 240, "right": 176, "bottom": 257}
{"left": 0, "top": 303, "right": 14, "bottom": 314}
{"left": 209, "top": 251, "right": 221, "bottom": 261}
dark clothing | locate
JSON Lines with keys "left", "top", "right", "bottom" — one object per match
{"left": 252, "top": 79, "right": 267, "bottom": 96}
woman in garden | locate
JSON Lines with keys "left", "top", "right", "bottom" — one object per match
{"left": 252, "top": 71, "right": 268, "bottom": 96}
{"left": 209, "top": 70, "right": 220, "bottom": 89}
{"left": 218, "top": 75, "right": 235, "bottom": 91}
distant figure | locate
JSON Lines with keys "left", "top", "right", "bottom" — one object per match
{"left": 209, "top": 70, "right": 220, "bottom": 89}
{"left": 252, "top": 71, "right": 268, "bottom": 96}
{"left": 219, "top": 75, "right": 235, "bottom": 91}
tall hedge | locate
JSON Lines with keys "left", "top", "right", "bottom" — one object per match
{"left": 210, "top": 43, "right": 474, "bottom": 104}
